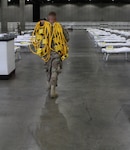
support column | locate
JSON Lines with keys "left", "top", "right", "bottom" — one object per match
{"left": 1, "top": 0, "right": 8, "bottom": 33}
{"left": 20, "top": 0, "right": 25, "bottom": 31}
{"left": 33, "top": 3, "right": 40, "bottom": 22}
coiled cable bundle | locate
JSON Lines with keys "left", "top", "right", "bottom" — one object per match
{"left": 30, "top": 21, "right": 69, "bottom": 62}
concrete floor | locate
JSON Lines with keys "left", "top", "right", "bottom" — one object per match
{"left": 0, "top": 30, "right": 130, "bottom": 150}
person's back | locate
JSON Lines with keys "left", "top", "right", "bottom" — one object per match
{"left": 46, "top": 11, "right": 69, "bottom": 98}
{"left": 30, "top": 11, "right": 69, "bottom": 98}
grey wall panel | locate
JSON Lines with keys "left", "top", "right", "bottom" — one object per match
{"left": 1, "top": 3, "right": 130, "bottom": 23}
{"left": 25, "top": 4, "right": 33, "bottom": 21}
{"left": 40, "top": 4, "right": 103, "bottom": 21}
{"left": 0, "top": 5, "right": 1, "bottom": 22}
{"left": 40, "top": 4, "right": 58, "bottom": 18}
{"left": 78, "top": 5, "right": 102, "bottom": 21}
{"left": 40, "top": 4, "right": 79, "bottom": 21}
{"left": 102, "top": 5, "right": 120, "bottom": 21}
{"left": 65, "top": 4, "right": 78, "bottom": 21}
{"left": 5, "top": 5, "right": 20, "bottom": 22}
{"left": 1, "top": 0, "right": 8, "bottom": 32}
{"left": 40, "top": 4, "right": 130, "bottom": 22}
{"left": 0, "top": 4, "right": 33, "bottom": 22}
{"left": 121, "top": 5, "right": 130, "bottom": 21}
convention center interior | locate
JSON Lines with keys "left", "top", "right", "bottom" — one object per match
{"left": 1, "top": 0, "right": 130, "bottom": 149}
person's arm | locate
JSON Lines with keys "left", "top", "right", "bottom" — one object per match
{"left": 62, "top": 27, "right": 69, "bottom": 42}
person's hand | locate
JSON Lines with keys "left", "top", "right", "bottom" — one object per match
{"left": 40, "top": 20, "right": 44, "bottom": 26}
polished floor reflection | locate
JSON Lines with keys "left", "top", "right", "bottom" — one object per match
{"left": 0, "top": 30, "right": 130, "bottom": 150}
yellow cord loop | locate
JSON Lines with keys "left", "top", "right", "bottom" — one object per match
{"left": 30, "top": 21, "right": 69, "bottom": 62}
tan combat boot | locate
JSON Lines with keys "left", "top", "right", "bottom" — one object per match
{"left": 50, "top": 85, "right": 58, "bottom": 98}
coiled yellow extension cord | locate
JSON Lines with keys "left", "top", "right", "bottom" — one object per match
{"left": 29, "top": 21, "right": 69, "bottom": 62}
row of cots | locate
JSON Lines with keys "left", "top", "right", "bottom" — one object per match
{"left": 0, "top": 32, "right": 33, "bottom": 60}
{"left": 1, "top": 28, "right": 130, "bottom": 61}
{"left": 87, "top": 28, "right": 130, "bottom": 61}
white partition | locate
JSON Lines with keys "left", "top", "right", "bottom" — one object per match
{"left": 61, "top": 22, "right": 130, "bottom": 30}
{"left": 0, "top": 39, "right": 15, "bottom": 76}
{"left": 7, "top": 22, "right": 20, "bottom": 32}
{"left": 25, "top": 22, "right": 36, "bottom": 30}
{"left": 25, "top": 22, "right": 130, "bottom": 31}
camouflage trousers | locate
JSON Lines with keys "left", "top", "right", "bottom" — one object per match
{"left": 44, "top": 51, "right": 62, "bottom": 87}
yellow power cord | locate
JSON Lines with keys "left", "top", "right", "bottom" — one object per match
{"left": 29, "top": 21, "right": 69, "bottom": 62}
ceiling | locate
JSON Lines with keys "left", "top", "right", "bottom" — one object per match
{"left": 7, "top": 0, "right": 130, "bottom": 5}
{"left": 35, "top": 0, "right": 130, "bottom": 4}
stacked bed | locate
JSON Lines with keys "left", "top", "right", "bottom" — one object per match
{"left": 87, "top": 28, "right": 130, "bottom": 61}
{"left": 0, "top": 33, "right": 33, "bottom": 60}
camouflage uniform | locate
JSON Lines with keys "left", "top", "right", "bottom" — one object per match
{"left": 45, "top": 26, "right": 69, "bottom": 88}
